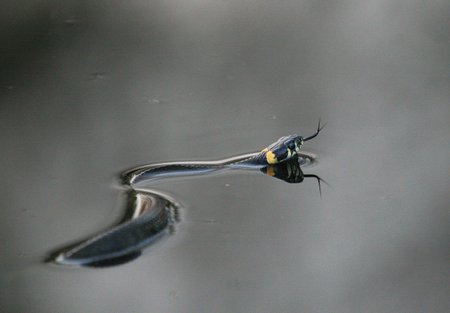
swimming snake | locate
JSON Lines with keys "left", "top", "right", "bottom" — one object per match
{"left": 52, "top": 122, "right": 324, "bottom": 267}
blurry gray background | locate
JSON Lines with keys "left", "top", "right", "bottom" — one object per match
{"left": 1, "top": 0, "right": 449, "bottom": 312}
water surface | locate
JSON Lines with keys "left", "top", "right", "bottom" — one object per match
{"left": 1, "top": 1, "right": 449, "bottom": 312}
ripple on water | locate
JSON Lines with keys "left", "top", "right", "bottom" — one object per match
{"left": 297, "top": 151, "right": 317, "bottom": 168}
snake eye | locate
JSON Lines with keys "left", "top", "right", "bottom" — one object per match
{"left": 287, "top": 141, "right": 296, "bottom": 151}
{"left": 295, "top": 137, "right": 303, "bottom": 150}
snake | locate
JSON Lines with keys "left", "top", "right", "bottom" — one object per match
{"left": 52, "top": 122, "right": 324, "bottom": 267}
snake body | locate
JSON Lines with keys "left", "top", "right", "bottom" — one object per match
{"left": 53, "top": 128, "right": 322, "bottom": 267}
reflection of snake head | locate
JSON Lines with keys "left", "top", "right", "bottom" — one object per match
{"left": 261, "top": 156, "right": 326, "bottom": 196}
{"left": 261, "top": 157, "right": 305, "bottom": 183}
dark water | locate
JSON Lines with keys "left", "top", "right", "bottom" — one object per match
{"left": 1, "top": 1, "right": 449, "bottom": 312}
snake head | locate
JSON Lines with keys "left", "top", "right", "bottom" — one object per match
{"left": 257, "top": 134, "right": 301, "bottom": 165}
{"left": 256, "top": 121, "right": 323, "bottom": 165}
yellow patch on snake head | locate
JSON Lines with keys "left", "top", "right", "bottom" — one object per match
{"left": 265, "top": 150, "right": 277, "bottom": 164}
